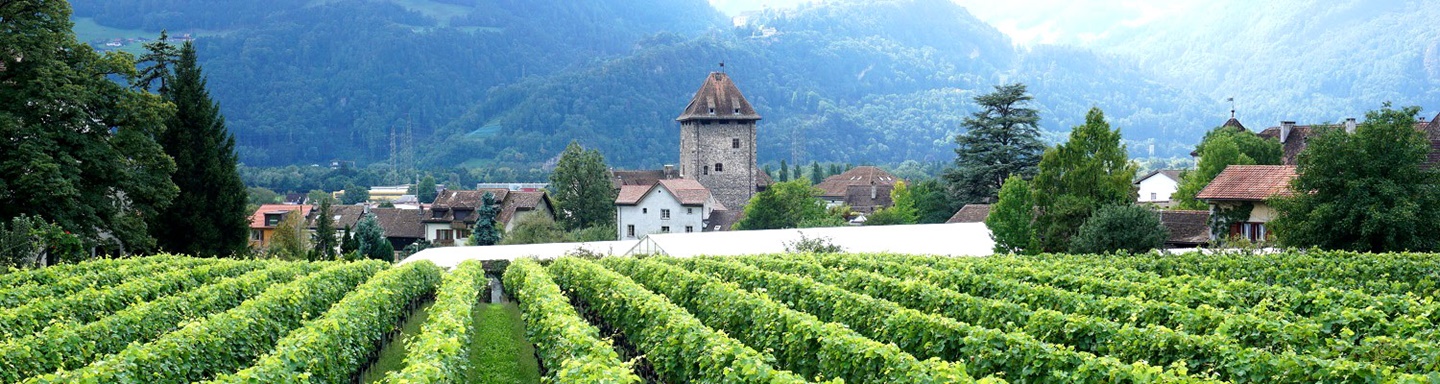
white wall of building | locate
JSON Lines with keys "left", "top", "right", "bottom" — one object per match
{"left": 1137, "top": 174, "right": 1179, "bottom": 205}
{"left": 617, "top": 187, "right": 709, "bottom": 240}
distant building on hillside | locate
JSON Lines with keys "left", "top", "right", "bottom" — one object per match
{"left": 814, "top": 166, "right": 903, "bottom": 214}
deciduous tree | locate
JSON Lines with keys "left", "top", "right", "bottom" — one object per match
{"left": 943, "top": 83, "right": 1045, "bottom": 205}
{"left": 986, "top": 175, "right": 1035, "bottom": 254}
{"left": 735, "top": 180, "right": 830, "bottom": 230}
{"left": 1030, "top": 108, "right": 1137, "bottom": 253}
{"left": 416, "top": 175, "right": 439, "bottom": 204}
{"left": 1172, "top": 126, "right": 1281, "bottom": 209}
{"left": 1271, "top": 105, "right": 1440, "bottom": 252}
{"left": 549, "top": 141, "right": 617, "bottom": 230}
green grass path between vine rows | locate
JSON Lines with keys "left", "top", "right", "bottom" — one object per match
{"left": 469, "top": 302, "right": 541, "bottom": 384}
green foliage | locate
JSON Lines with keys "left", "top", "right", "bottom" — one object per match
{"left": 1068, "top": 205, "right": 1169, "bottom": 254}
{"left": 606, "top": 257, "right": 975, "bottom": 383}
{"left": 0, "top": 215, "right": 84, "bottom": 269}
{"left": 339, "top": 225, "right": 358, "bottom": 256}
{"left": 569, "top": 223, "right": 617, "bottom": 243}
{"left": 889, "top": 180, "right": 919, "bottom": 224}
{"left": 735, "top": 180, "right": 830, "bottom": 230}
{"left": 944, "top": 83, "right": 1046, "bottom": 205}
{"left": 1173, "top": 126, "right": 1280, "bottom": 209}
{"left": 1272, "top": 105, "right": 1440, "bottom": 252}
{"left": 549, "top": 142, "right": 617, "bottom": 231}
{"left": 216, "top": 261, "right": 441, "bottom": 383}
{"left": 28, "top": 261, "right": 385, "bottom": 383}
{"left": 309, "top": 199, "right": 338, "bottom": 261}
{"left": 0, "top": 0, "right": 177, "bottom": 255}
{"left": 383, "top": 261, "right": 486, "bottom": 383}
{"left": 782, "top": 234, "right": 845, "bottom": 253}
{"left": 500, "top": 214, "right": 566, "bottom": 245}
{"left": 342, "top": 183, "right": 371, "bottom": 205}
{"left": 470, "top": 191, "right": 503, "bottom": 246}
{"left": 248, "top": 187, "right": 281, "bottom": 206}
{"left": 356, "top": 213, "right": 392, "bottom": 261}
{"left": 1031, "top": 108, "right": 1138, "bottom": 253}
{"left": 911, "top": 179, "right": 955, "bottom": 224}
{"left": 134, "top": 30, "right": 178, "bottom": 92}
{"left": 307, "top": 189, "right": 335, "bottom": 205}
{"left": 267, "top": 211, "right": 308, "bottom": 260}
{"left": 502, "top": 259, "right": 641, "bottom": 383}
{"left": 547, "top": 257, "right": 812, "bottom": 383}
{"left": 810, "top": 162, "right": 824, "bottom": 185}
{"left": 0, "top": 261, "right": 317, "bottom": 382}
{"left": 779, "top": 160, "right": 791, "bottom": 182}
{"left": 986, "top": 175, "right": 1035, "bottom": 254}
{"left": 0, "top": 256, "right": 203, "bottom": 308}
{"left": 416, "top": 175, "right": 439, "bottom": 204}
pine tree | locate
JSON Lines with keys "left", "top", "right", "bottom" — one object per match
{"left": 1030, "top": 108, "right": 1138, "bottom": 253}
{"left": 549, "top": 141, "right": 617, "bottom": 230}
{"left": 778, "top": 160, "right": 790, "bottom": 182}
{"left": 339, "top": 225, "right": 358, "bottom": 256}
{"left": 810, "top": 162, "right": 824, "bottom": 185}
{"left": 470, "top": 191, "right": 502, "bottom": 246}
{"left": 943, "top": 83, "right": 1045, "bottom": 204}
{"left": 416, "top": 175, "right": 439, "bottom": 204}
{"left": 792, "top": 163, "right": 804, "bottom": 184}
{"left": 355, "top": 213, "right": 392, "bottom": 261}
{"left": 986, "top": 175, "right": 1035, "bottom": 254}
{"left": 146, "top": 41, "right": 249, "bottom": 258}
{"left": 309, "top": 199, "right": 336, "bottom": 260}
{"left": 135, "top": 30, "right": 178, "bottom": 93}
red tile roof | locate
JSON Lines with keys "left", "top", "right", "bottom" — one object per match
{"left": 1160, "top": 210, "right": 1210, "bottom": 246}
{"left": 614, "top": 179, "right": 721, "bottom": 209}
{"left": 1196, "top": 165, "right": 1297, "bottom": 201}
{"left": 676, "top": 72, "right": 761, "bottom": 122}
{"left": 815, "top": 166, "right": 901, "bottom": 197}
{"left": 615, "top": 185, "right": 652, "bottom": 205}
{"left": 946, "top": 204, "right": 991, "bottom": 223}
{"left": 248, "top": 204, "right": 311, "bottom": 229}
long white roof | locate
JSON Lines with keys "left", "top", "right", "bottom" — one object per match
{"left": 400, "top": 223, "right": 993, "bottom": 268}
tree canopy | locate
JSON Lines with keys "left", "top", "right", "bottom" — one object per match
{"left": 1068, "top": 204, "right": 1168, "bottom": 254}
{"left": 470, "top": 191, "right": 502, "bottom": 246}
{"left": 943, "top": 83, "right": 1045, "bottom": 205}
{"left": 734, "top": 180, "right": 831, "bottom": 230}
{"left": 1270, "top": 105, "right": 1440, "bottom": 252}
{"left": 986, "top": 175, "right": 1035, "bottom": 254}
{"left": 1030, "top": 108, "right": 1137, "bottom": 253}
{"left": 549, "top": 142, "right": 617, "bottom": 231}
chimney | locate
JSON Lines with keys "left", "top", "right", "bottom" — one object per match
{"left": 1280, "top": 121, "right": 1296, "bottom": 143}
{"left": 1345, "top": 118, "right": 1357, "bottom": 134}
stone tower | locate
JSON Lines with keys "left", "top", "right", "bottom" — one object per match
{"left": 677, "top": 72, "right": 762, "bottom": 211}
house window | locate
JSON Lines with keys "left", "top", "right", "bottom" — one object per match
{"left": 250, "top": 230, "right": 263, "bottom": 241}
{"left": 714, "top": 163, "right": 724, "bottom": 172}
{"left": 661, "top": 226, "right": 670, "bottom": 233}
{"left": 1150, "top": 192, "right": 1157, "bottom": 201}
{"left": 661, "top": 209, "right": 671, "bottom": 220}
{"left": 685, "top": 226, "right": 694, "bottom": 233}
{"left": 642, "top": 208, "right": 648, "bottom": 214}
{"left": 1229, "top": 222, "right": 1267, "bottom": 242}
{"left": 265, "top": 213, "right": 283, "bottom": 227}
{"left": 627, "top": 225, "right": 635, "bottom": 238}
{"left": 437, "top": 229, "right": 453, "bottom": 240}
{"left": 687, "top": 208, "right": 693, "bottom": 215}
{"left": 456, "top": 229, "right": 471, "bottom": 239}
{"left": 732, "top": 138, "right": 740, "bottom": 148}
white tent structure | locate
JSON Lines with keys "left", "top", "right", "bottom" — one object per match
{"left": 625, "top": 223, "right": 993, "bottom": 257}
{"left": 399, "top": 223, "right": 993, "bottom": 268}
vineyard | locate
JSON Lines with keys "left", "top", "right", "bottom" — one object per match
{"left": 2, "top": 251, "right": 1439, "bottom": 383}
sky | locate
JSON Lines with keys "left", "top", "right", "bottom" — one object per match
{"left": 707, "top": 0, "right": 1201, "bottom": 46}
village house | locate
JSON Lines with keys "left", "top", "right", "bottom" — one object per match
{"left": 1195, "top": 164, "right": 1297, "bottom": 242}
{"left": 1134, "top": 170, "right": 1182, "bottom": 207}
{"left": 814, "top": 166, "right": 904, "bottom": 215}
{"left": 615, "top": 179, "right": 732, "bottom": 239}
{"left": 1206, "top": 112, "right": 1440, "bottom": 166}
{"left": 423, "top": 189, "right": 555, "bottom": 246}
{"left": 247, "top": 204, "right": 312, "bottom": 249}
{"left": 945, "top": 204, "right": 991, "bottom": 224}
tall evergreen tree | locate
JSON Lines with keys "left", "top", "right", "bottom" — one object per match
{"left": 355, "top": 213, "right": 392, "bottom": 261}
{"left": 134, "top": 30, "right": 178, "bottom": 93}
{"left": 146, "top": 41, "right": 249, "bottom": 258}
{"left": 943, "top": 83, "right": 1045, "bottom": 205}
{"left": 416, "top": 175, "right": 439, "bottom": 204}
{"left": 309, "top": 199, "right": 336, "bottom": 260}
{"left": 778, "top": 160, "right": 790, "bottom": 182}
{"left": 1030, "top": 108, "right": 1137, "bottom": 253}
{"left": 810, "top": 162, "right": 824, "bottom": 185}
{"left": 1271, "top": 105, "right": 1440, "bottom": 252}
{"left": 470, "top": 191, "right": 502, "bottom": 246}
{"left": 0, "top": 1, "right": 177, "bottom": 255}
{"left": 339, "top": 225, "right": 358, "bottom": 256}
{"left": 792, "top": 163, "right": 804, "bottom": 184}
{"left": 549, "top": 141, "right": 616, "bottom": 230}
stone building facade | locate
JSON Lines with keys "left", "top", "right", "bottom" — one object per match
{"left": 676, "top": 72, "right": 765, "bottom": 211}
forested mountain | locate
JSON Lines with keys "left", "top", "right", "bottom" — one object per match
{"left": 67, "top": 0, "right": 1438, "bottom": 171}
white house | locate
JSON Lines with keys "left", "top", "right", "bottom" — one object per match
{"left": 615, "top": 179, "right": 727, "bottom": 240}
{"left": 1135, "top": 170, "right": 1182, "bottom": 207}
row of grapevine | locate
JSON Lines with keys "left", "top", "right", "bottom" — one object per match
{"left": 380, "top": 260, "right": 487, "bottom": 383}
{"left": 923, "top": 254, "right": 1440, "bottom": 356}
{"left": 603, "top": 257, "right": 987, "bottom": 383}
{"left": 547, "top": 257, "right": 816, "bottom": 383}
{"left": 0, "top": 261, "right": 319, "bottom": 383}
{"left": 26, "top": 261, "right": 385, "bottom": 383}
{"left": 669, "top": 257, "right": 1211, "bottom": 383}
{"left": 213, "top": 261, "right": 444, "bottom": 383}
{"left": 0, "top": 256, "right": 213, "bottom": 308}
{"left": 1031, "top": 251, "right": 1440, "bottom": 297}
{"left": 0, "top": 259, "right": 260, "bottom": 339}
{"left": 0, "top": 256, "right": 174, "bottom": 290}
{"left": 741, "top": 254, "right": 1423, "bottom": 382}
{"left": 501, "top": 258, "right": 642, "bottom": 383}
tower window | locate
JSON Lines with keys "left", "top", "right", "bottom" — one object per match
{"left": 733, "top": 108, "right": 741, "bottom": 114}
{"left": 708, "top": 108, "right": 715, "bottom": 114}
{"left": 732, "top": 138, "right": 740, "bottom": 148}
{"left": 703, "top": 165, "right": 709, "bottom": 175}
{"left": 714, "top": 163, "right": 724, "bottom": 172}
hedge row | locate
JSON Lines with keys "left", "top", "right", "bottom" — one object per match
{"left": 381, "top": 261, "right": 487, "bottom": 384}
{"left": 502, "top": 258, "right": 642, "bottom": 383}
{"left": 213, "top": 261, "right": 443, "bottom": 383}
{"left": 547, "top": 257, "right": 815, "bottom": 384}
{"left": 26, "top": 260, "right": 385, "bottom": 383}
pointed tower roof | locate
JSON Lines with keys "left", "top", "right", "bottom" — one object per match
{"left": 677, "top": 72, "right": 761, "bottom": 122}
{"left": 1222, "top": 117, "right": 1246, "bottom": 130}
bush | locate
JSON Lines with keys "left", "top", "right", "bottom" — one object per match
{"left": 1068, "top": 205, "right": 1168, "bottom": 254}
